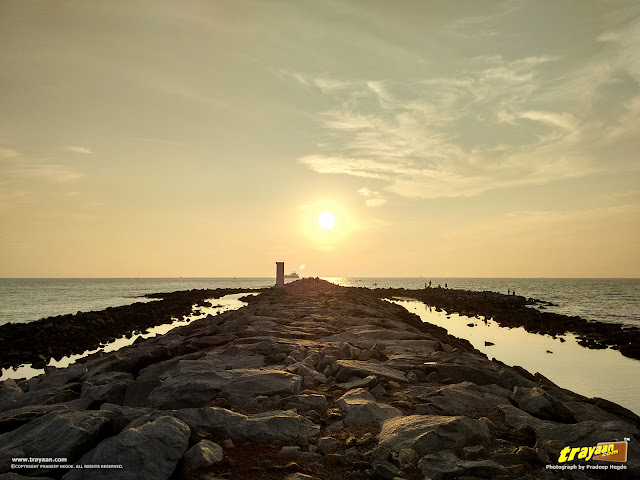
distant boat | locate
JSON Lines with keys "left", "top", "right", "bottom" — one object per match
{"left": 284, "top": 272, "right": 300, "bottom": 279}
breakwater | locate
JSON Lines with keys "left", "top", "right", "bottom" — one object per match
{"left": 0, "top": 288, "right": 264, "bottom": 369}
{"left": 365, "top": 286, "right": 640, "bottom": 360}
{"left": 0, "top": 279, "right": 637, "bottom": 479}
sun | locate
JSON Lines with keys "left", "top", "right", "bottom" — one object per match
{"left": 318, "top": 211, "right": 336, "bottom": 230}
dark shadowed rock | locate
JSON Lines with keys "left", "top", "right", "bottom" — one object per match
{"left": 335, "top": 360, "right": 406, "bottom": 383}
{"left": 30, "top": 364, "right": 88, "bottom": 391}
{"left": 13, "top": 386, "right": 79, "bottom": 410}
{"left": 0, "top": 379, "right": 22, "bottom": 413}
{"left": 0, "top": 411, "right": 111, "bottom": 474}
{"left": 81, "top": 372, "right": 133, "bottom": 406}
{"left": 181, "top": 439, "right": 224, "bottom": 478}
{"left": 378, "top": 415, "right": 491, "bottom": 456}
{"left": 501, "top": 404, "right": 640, "bottom": 474}
{"left": 371, "top": 459, "right": 398, "bottom": 479}
{"left": 278, "top": 445, "right": 321, "bottom": 460}
{"left": 0, "top": 473, "right": 55, "bottom": 480}
{"left": 418, "top": 450, "right": 510, "bottom": 480}
{"left": 174, "top": 407, "right": 319, "bottom": 444}
{"left": 62, "top": 416, "right": 190, "bottom": 480}
{"left": 336, "top": 388, "right": 402, "bottom": 425}
{"left": 283, "top": 394, "right": 327, "bottom": 411}
{"left": 147, "top": 361, "right": 301, "bottom": 408}
{"left": 318, "top": 436, "right": 339, "bottom": 454}
{"left": 336, "top": 375, "right": 377, "bottom": 390}
{"left": 414, "top": 381, "right": 511, "bottom": 415}
{"left": 98, "top": 403, "right": 158, "bottom": 432}
{"left": 0, "top": 404, "right": 72, "bottom": 434}
{"left": 431, "top": 358, "right": 535, "bottom": 390}
{"left": 283, "top": 474, "right": 316, "bottom": 480}
{"left": 511, "top": 386, "right": 576, "bottom": 423}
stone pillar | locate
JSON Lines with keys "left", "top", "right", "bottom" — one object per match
{"left": 275, "top": 262, "right": 284, "bottom": 287}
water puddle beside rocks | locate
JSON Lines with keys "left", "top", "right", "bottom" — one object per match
{"left": 390, "top": 298, "right": 640, "bottom": 415}
{"left": 0, "top": 292, "right": 256, "bottom": 382}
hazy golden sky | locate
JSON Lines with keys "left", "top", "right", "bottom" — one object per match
{"left": 1, "top": 0, "right": 639, "bottom": 278}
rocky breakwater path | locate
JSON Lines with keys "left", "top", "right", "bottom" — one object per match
{"left": 367, "top": 286, "right": 640, "bottom": 360}
{"left": 0, "top": 288, "right": 262, "bottom": 370}
{"left": 0, "top": 278, "right": 638, "bottom": 480}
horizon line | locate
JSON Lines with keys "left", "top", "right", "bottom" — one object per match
{"left": 1, "top": 276, "right": 639, "bottom": 280}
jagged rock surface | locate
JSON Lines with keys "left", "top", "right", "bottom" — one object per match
{"left": 0, "top": 278, "right": 638, "bottom": 480}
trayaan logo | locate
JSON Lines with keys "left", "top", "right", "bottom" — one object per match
{"left": 557, "top": 441, "right": 628, "bottom": 463}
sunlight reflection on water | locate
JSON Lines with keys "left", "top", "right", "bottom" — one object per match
{"left": 390, "top": 298, "right": 640, "bottom": 415}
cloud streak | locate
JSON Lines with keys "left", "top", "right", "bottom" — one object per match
{"left": 65, "top": 145, "right": 94, "bottom": 155}
{"left": 293, "top": 36, "right": 638, "bottom": 202}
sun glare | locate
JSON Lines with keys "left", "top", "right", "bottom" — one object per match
{"left": 318, "top": 211, "right": 336, "bottom": 230}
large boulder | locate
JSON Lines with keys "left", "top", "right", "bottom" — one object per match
{"left": 98, "top": 403, "right": 159, "bottom": 432}
{"left": 432, "top": 361, "right": 533, "bottom": 390}
{"left": 62, "top": 416, "right": 190, "bottom": 480}
{"left": 0, "top": 411, "right": 111, "bottom": 474}
{"left": 0, "top": 379, "right": 22, "bottom": 413}
{"left": 283, "top": 394, "right": 328, "bottom": 411}
{"left": 121, "top": 351, "right": 209, "bottom": 407}
{"left": 29, "top": 364, "right": 88, "bottom": 391}
{"left": 174, "top": 407, "right": 319, "bottom": 444}
{"left": 0, "top": 404, "right": 72, "bottom": 434}
{"left": 334, "top": 360, "right": 407, "bottom": 383}
{"left": 217, "top": 368, "right": 302, "bottom": 404}
{"left": 173, "top": 407, "right": 246, "bottom": 443}
{"left": 6, "top": 385, "right": 79, "bottom": 412}
{"left": 81, "top": 372, "right": 133, "bottom": 406}
{"left": 415, "top": 381, "right": 511, "bottom": 416}
{"left": 147, "top": 361, "right": 301, "bottom": 408}
{"left": 336, "top": 389, "right": 402, "bottom": 425}
{"left": 511, "top": 386, "right": 576, "bottom": 422}
{"left": 418, "top": 450, "right": 510, "bottom": 480}
{"left": 378, "top": 415, "right": 491, "bottom": 456}
{"left": 242, "top": 410, "right": 320, "bottom": 443}
{"left": 181, "top": 440, "right": 224, "bottom": 478}
{"left": 501, "top": 404, "right": 640, "bottom": 474}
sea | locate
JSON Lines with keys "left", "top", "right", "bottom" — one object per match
{"left": 1, "top": 277, "right": 639, "bottom": 414}
{"left": 2, "top": 277, "right": 637, "bottom": 327}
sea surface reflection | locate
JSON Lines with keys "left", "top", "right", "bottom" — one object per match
{"left": 390, "top": 298, "right": 640, "bottom": 416}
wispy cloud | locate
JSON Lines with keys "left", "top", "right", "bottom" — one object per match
{"left": 358, "top": 187, "right": 387, "bottom": 207}
{"left": 65, "top": 145, "right": 94, "bottom": 155}
{"left": 292, "top": 56, "right": 596, "bottom": 200}
{"left": 14, "top": 164, "right": 84, "bottom": 182}
{"left": 277, "top": 71, "right": 354, "bottom": 94}
{"left": 441, "top": 0, "right": 520, "bottom": 39}
{"left": 2, "top": 153, "right": 83, "bottom": 184}
{"left": 292, "top": 24, "right": 639, "bottom": 203}
{"left": 0, "top": 148, "right": 18, "bottom": 159}
{"left": 604, "top": 96, "right": 640, "bottom": 141}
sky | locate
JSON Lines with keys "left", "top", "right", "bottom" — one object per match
{"left": 1, "top": 0, "right": 639, "bottom": 278}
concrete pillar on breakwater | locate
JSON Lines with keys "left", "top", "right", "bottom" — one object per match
{"left": 275, "top": 262, "right": 284, "bottom": 287}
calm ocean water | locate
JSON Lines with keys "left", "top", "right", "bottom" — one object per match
{"left": 0, "top": 277, "right": 638, "bottom": 327}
